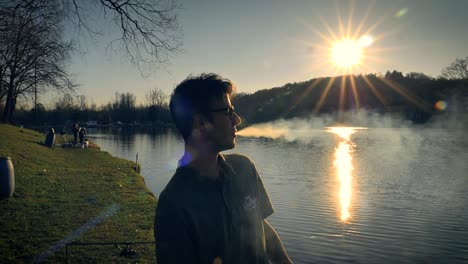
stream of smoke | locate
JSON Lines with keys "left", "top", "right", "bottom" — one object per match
{"left": 236, "top": 109, "right": 467, "bottom": 142}
{"left": 236, "top": 125, "right": 289, "bottom": 139}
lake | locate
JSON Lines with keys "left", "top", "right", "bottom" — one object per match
{"left": 89, "top": 126, "right": 468, "bottom": 263}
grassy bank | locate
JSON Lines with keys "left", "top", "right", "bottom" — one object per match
{"left": 0, "top": 124, "right": 156, "bottom": 262}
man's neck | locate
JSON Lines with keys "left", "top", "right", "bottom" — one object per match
{"left": 183, "top": 144, "right": 220, "bottom": 180}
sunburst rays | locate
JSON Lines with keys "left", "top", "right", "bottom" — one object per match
{"left": 280, "top": 1, "right": 432, "bottom": 117}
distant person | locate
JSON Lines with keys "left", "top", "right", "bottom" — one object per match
{"left": 79, "top": 127, "right": 87, "bottom": 146}
{"left": 45, "top": 128, "right": 55, "bottom": 147}
{"left": 72, "top": 122, "right": 79, "bottom": 145}
{"left": 154, "top": 73, "right": 292, "bottom": 264}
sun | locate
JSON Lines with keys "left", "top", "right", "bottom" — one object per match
{"left": 331, "top": 39, "right": 362, "bottom": 68}
{"left": 330, "top": 35, "right": 374, "bottom": 69}
{"left": 287, "top": 3, "right": 431, "bottom": 118}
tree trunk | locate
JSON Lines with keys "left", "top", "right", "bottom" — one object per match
{"left": 9, "top": 95, "right": 17, "bottom": 124}
{"left": 0, "top": 66, "right": 4, "bottom": 102}
{"left": 2, "top": 70, "right": 16, "bottom": 124}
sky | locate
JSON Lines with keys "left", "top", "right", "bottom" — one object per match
{"left": 62, "top": 0, "right": 468, "bottom": 106}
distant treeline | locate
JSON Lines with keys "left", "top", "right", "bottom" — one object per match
{"left": 4, "top": 71, "right": 468, "bottom": 126}
{"left": 11, "top": 90, "right": 172, "bottom": 126}
{"left": 232, "top": 71, "right": 468, "bottom": 124}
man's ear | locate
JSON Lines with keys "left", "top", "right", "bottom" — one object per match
{"left": 193, "top": 114, "right": 213, "bottom": 132}
{"left": 190, "top": 115, "right": 203, "bottom": 141}
{"left": 192, "top": 114, "right": 203, "bottom": 130}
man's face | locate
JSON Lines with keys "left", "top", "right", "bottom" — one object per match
{"left": 205, "top": 94, "right": 241, "bottom": 152}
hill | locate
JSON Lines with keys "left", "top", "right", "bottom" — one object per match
{"left": 232, "top": 73, "right": 468, "bottom": 124}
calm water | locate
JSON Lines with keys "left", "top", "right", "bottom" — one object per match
{"left": 90, "top": 126, "right": 468, "bottom": 263}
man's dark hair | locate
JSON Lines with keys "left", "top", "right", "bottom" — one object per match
{"left": 169, "top": 73, "right": 234, "bottom": 141}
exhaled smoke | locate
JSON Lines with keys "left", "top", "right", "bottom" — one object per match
{"left": 237, "top": 108, "right": 467, "bottom": 143}
{"left": 236, "top": 125, "right": 289, "bottom": 139}
{"left": 237, "top": 110, "right": 410, "bottom": 141}
{"left": 236, "top": 119, "right": 330, "bottom": 142}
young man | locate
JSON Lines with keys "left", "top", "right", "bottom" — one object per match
{"left": 155, "top": 73, "right": 292, "bottom": 264}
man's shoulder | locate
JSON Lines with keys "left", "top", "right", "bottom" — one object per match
{"left": 222, "top": 153, "right": 259, "bottom": 180}
{"left": 159, "top": 168, "right": 194, "bottom": 202}
{"left": 223, "top": 153, "right": 254, "bottom": 167}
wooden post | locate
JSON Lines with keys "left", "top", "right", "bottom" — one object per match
{"left": 135, "top": 153, "right": 140, "bottom": 172}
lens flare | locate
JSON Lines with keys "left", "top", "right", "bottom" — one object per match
{"left": 434, "top": 100, "right": 447, "bottom": 111}
{"left": 297, "top": 2, "right": 433, "bottom": 115}
{"left": 358, "top": 35, "right": 374, "bottom": 47}
{"left": 395, "top": 8, "right": 408, "bottom": 18}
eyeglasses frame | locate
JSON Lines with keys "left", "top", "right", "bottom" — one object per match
{"left": 210, "top": 105, "right": 235, "bottom": 117}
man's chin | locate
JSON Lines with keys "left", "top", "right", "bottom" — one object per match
{"left": 220, "top": 141, "right": 236, "bottom": 152}
{"left": 230, "top": 139, "right": 237, "bottom": 148}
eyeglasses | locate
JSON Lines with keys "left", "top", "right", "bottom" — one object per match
{"left": 211, "top": 105, "right": 235, "bottom": 117}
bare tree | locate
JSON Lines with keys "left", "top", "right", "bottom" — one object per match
{"left": 63, "top": 0, "right": 181, "bottom": 74}
{"left": 145, "top": 88, "right": 167, "bottom": 107}
{"left": 145, "top": 87, "right": 167, "bottom": 122}
{"left": 1, "top": 0, "right": 180, "bottom": 124}
{"left": 405, "top": 72, "right": 432, "bottom": 80}
{"left": 77, "top": 94, "right": 88, "bottom": 111}
{"left": 1, "top": 0, "right": 75, "bottom": 123}
{"left": 0, "top": 76, "right": 7, "bottom": 103}
{"left": 440, "top": 57, "right": 468, "bottom": 80}
{"left": 110, "top": 91, "right": 136, "bottom": 122}
{"left": 55, "top": 93, "right": 76, "bottom": 110}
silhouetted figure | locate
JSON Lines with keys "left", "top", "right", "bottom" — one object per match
{"left": 72, "top": 122, "right": 79, "bottom": 145}
{"left": 154, "top": 74, "right": 292, "bottom": 264}
{"left": 45, "top": 128, "right": 55, "bottom": 147}
{"left": 79, "top": 127, "right": 87, "bottom": 145}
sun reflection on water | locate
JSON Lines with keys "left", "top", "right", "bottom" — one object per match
{"left": 326, "top": 127, "right": 366, "bottom": 222}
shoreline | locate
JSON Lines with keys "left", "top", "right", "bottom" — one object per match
{"left": 0, "top": 124, "right": 157, "bottom": 262}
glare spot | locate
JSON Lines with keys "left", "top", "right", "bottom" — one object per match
{"left": 326, "top": 127, "right": 366, "bottom": 222}
{"left": 435, "top": 100, "right": 448, "bottom": 111}
{"left": 358, "top": 35, "right": 374, "bottom": 47}
{"left": 395, "top": 8, "right": 408, "bottom": 18}
{"left": 213, "top": 257, "right": 223, "bottom": 264}
{"left": 327, "top": 127, "right": 355, "bottom": 140}
{"left": 334, "top": 141, "right": 352, "bottom": 221}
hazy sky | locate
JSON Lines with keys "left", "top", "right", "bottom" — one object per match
{"left": 65, "top": 0, "right": 468, "bottom": 106}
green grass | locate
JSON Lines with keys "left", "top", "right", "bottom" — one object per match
{"left": 0, "top": 124, "right": 157, "bottom": 262}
